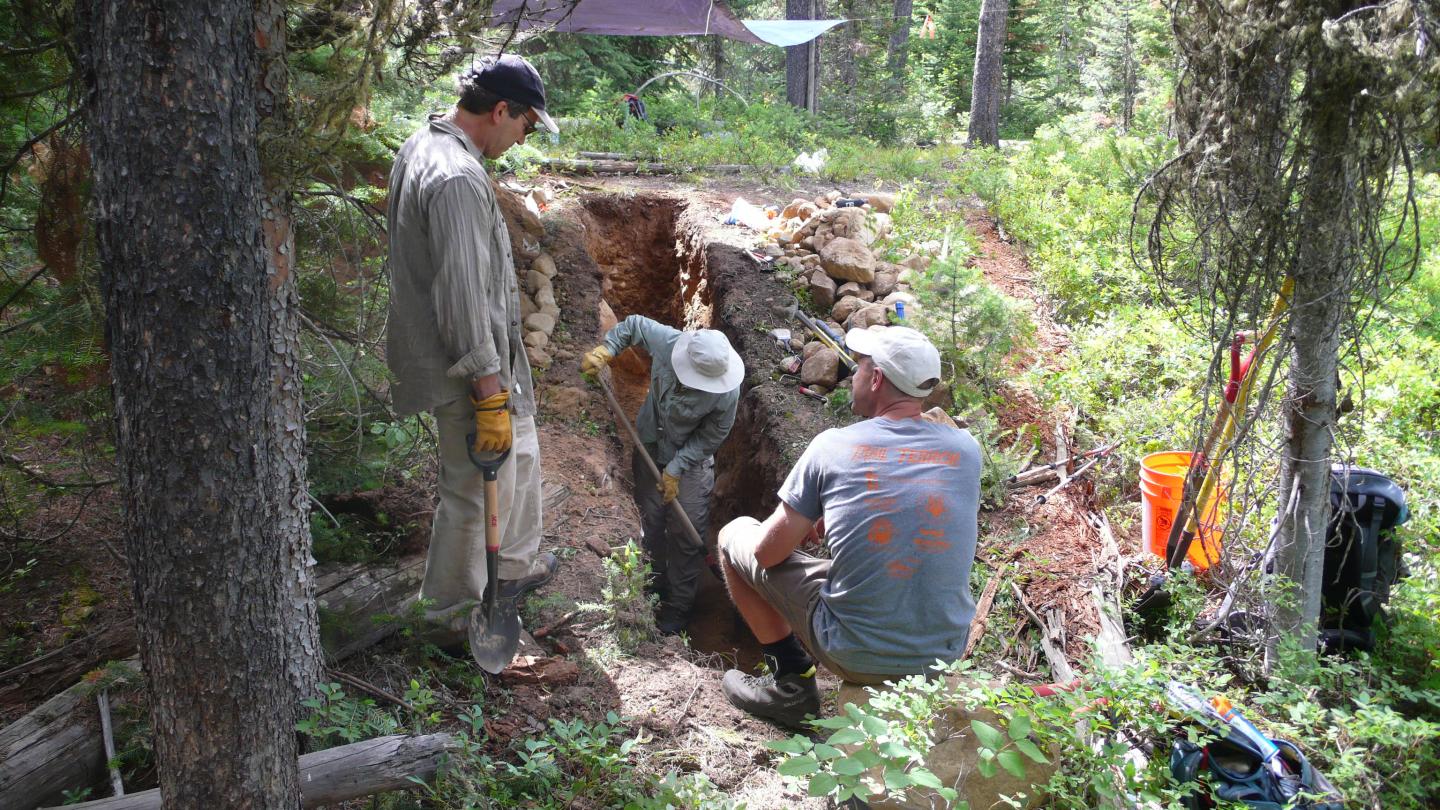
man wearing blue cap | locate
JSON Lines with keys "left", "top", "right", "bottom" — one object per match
{"left": 386, "top": 54, "right": 561, "bottom": 655}
{"left": 582, "top": 317, "right": 743, "bottom": 635}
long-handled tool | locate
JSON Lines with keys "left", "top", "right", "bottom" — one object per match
{"left": 1165, "top": 278, "right": 1292, "bottom": 569}
{"left": 464, "top": 445, "right": 521, "bottom": 674}
{"left": 595, "top": 369, "right": 705, "bottom": 552}
{"left": 772, "top": 297, "right": 856, "bottom": 371}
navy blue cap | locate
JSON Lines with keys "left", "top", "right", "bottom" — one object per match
{"left": 462, "top": 54, "right": 558, "bottom": 133}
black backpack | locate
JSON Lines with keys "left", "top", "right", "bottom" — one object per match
{"left": 1320, "top": 464, "right": 1409, "bottom": 652}
{"left": 1170, "top": 734, "right": 1344, "bottom": 809}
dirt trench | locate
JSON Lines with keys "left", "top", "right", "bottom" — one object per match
{"left": 568, "top": 192, "right": 835, "bottom": 667}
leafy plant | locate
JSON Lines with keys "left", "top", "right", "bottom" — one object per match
{"left": 594, "top": 539, "right": 657, "bottom": 652}
{"left": 421, "top": 710, "right": 732, "bottom": 809}
{"left": 296, "top": 682, "right": 400, "bottom": 747}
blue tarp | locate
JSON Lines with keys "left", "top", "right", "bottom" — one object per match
{"left": 740, "top": 19, "right": 846, "bottom": 47}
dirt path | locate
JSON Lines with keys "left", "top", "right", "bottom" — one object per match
{"left": 959, "top": 197, "right": 1107, "bottom": 666}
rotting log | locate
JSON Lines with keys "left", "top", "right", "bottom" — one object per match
{"left": 0, "top": 623, "right": 136, "bottom": 712}
{"left": 314, "top": 555, "right": 427, "bottom": 662}
{"left": 537, "top": 157, "right": 752, "bottom": 176}
{"left": 0, "top": 660, "right": 139, "bottom": 810}
{"left": 963, "top": 563, "right": 1007, "bottom": 659}
{"left": 1087, "top": 511, "right": 1133, "bottom": 669}
{"left": 45, "top": 733, "right": 459, "bottom": 810}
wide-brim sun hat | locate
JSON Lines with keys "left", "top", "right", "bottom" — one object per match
{"left": 844, "top": 325, "right": 941, "bottom": 398}
{"left": 671, "top": 330, "right": 744, "bottom": 393}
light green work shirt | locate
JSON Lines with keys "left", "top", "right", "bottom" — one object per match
{"left": 385, "top": 114, "right": 535, "bottom": 418}
{"left": 602, "top": 315, "right": 740, "bottom": 476}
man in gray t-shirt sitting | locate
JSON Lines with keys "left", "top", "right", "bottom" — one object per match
{"left": 717, "top": 326, "right": 981, "bottom": 727}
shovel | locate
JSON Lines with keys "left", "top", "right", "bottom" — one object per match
{"left": 463, "top": 442, "right": 520, "bottom": 674}
{"left": 594, "top": 370, "right": 705, "bottom": 552}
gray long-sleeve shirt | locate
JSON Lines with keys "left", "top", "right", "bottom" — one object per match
{"left": 602, "top": 316, "right": 739, "bottom": 477}
{"left": 385, "top": 114, "right": 535, "bottom": 418}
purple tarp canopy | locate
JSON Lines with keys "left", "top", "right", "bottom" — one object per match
{"left": 489, "top": 0, "right": 765, "bottom": 44}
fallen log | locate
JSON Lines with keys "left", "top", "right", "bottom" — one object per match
{"left": 0, "top": 623, "right": 137, "bottom": 715}
{"left": 1087, "top": 511, "right": 1133, "bottom": 668}
{"left": 315, "top": 555, "right": 427, "bottom": 662}
{"left": 962, "top": 563, "right": 1007, "bottom": 659}
{"left": 45, "top": 732, "right": 459, "bottom": 810}
{"left": 0, "top": 659, "right": 139, "bottom": 810}
{"left": 537, "top": 157, "right": 753, "bottom": 176}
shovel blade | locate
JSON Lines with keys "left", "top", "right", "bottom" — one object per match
{"left": 468, "top": 599, "right": 521, "bottom": 674}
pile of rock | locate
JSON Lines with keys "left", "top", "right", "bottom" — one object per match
{"left": 519, "top": 252, "right": 561, "bottom": 369}
{"left": 762, "top": 191, "right": 934, "bottom": 394}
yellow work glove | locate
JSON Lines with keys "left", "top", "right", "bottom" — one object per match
{"left": 580, "top": 344, "right": 614, "bottom": 376}
{"left": 659, "top": 472, "right": 680, "bottom": 503}
{"left": 470, "top": 391, "right": 512, "bottom": 453}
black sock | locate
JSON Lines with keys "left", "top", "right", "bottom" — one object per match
{"left": 762, "top": 635, "right": 815, "bottom": 678}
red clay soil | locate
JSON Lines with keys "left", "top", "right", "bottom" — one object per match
{"left": 962, "top": 201, "right": 1108, "bottom": 663}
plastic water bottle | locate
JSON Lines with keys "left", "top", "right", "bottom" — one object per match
{"left": 895, "top": 301, "right": 906, "bottom": 321}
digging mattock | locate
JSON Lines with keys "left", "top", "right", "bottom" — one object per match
{"left": 591, "top": 368, "right": 706, "bottom": 552}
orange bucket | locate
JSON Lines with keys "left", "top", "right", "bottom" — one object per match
{"left": 1139, "top": 451, "right": 1225, "bottom": 570}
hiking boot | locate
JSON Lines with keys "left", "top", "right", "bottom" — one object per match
{"left": 656, "top": 606, "right": 690, "bottom": 636}
{"left": 498, "top": 551, "right": 557, "bottom": 600}
{"left": 721, "top": 666, "right": 821, "bottom": 727}
{"left": 417, "top": 607, "right": 472, "bottom": 659}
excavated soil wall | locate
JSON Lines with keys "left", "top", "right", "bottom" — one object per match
{"left": 573, "top": 193, "right": 831, "bottom": 663}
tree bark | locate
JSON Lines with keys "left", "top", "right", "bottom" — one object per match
{"left": 786, "top": 0, "right": 821, "bottom": 114}
{"left": 887, "top": 0, "right": 915, "bottom": 85}
{"left": 968, "top": 0, "right": 1010, "bottom": 147}
{"left": 835, "top": 1, "right": 859, "bottom": 91}
{"left": 80, "top": 2, "right": 316, "bottom": 806}
{"left": 1271, "top": 57, "right": 1358, "bottom": 656}
{"left": 254, "top": 0, "right": 324, "bottom": 709}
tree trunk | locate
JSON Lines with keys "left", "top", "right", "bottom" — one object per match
{"left": 254, "top": 0, "right": 324, "bottom": 709}
{"left": 968, "top": 0, "right": 1010, "bottom": 147}
{"left": 887, "top": 0, "right": 915, "bottom": 85}
{"left": 80, "top": 2, "right": 315, "bottom": 806}
{"left": 1119, "top": 10, "right": 1136, "bottom": 131}
{"left": 1271, "top": 56, "right": 1358, "bottom": 658}
{"left": 786, "top": 0, "right": 821, "bottom": 113}
{"left": 835, "top": 1, "right": 859, "bottom": 91}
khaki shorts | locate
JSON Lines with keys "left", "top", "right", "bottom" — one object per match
{"left": 718, "top": 517, "right": 892, "bottom": 685}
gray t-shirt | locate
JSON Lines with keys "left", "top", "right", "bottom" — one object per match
{"left": 779, "top": 417, "right": 981, "bottom": 675}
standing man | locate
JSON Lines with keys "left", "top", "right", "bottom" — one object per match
{"left": 582, "top": 315, "right": 743, "bottom": 635}
{"left": 386, "top": 55, "right": 560, "bottom": 652}
{"left": 717, "top": 326, "right": 981, "bottom": 726}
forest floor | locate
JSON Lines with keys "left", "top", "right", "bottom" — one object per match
{"left": 0, "top": 171, "right": 1139, "bottom": 806}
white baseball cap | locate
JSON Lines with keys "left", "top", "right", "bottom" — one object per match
{"left": 844, "top": 326, "right": 942, "bottom": 398}
{"left": 671, "top": 330, "right": 743, "bottom": 393}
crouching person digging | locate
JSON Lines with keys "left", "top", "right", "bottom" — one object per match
{"left": 718, "top": 326, "right": 981, "bottom": 726}
{"left": 582, "top": 315, "right": 743, "bottom": 635}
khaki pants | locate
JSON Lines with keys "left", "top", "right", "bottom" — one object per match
{"left": 719, "top": 516, "right": 892, "bottom": 686}
{"left": 421, "top": 396, "right": 543, "bottom": 620}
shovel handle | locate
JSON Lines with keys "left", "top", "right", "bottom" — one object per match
{"left": 594, "top": 370, "right": 706, "bottom": 551}
{"left": 465, "top": 440, "right": 509, "bottom": 553}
